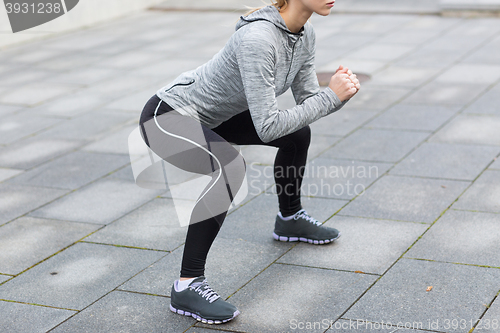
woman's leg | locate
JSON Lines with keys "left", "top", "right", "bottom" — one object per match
{"left": 213, "top": 110, "right": 340, "bottom": 244}
{"left": 212, "top": 110, "right": 310, "bottom": 217}
{"left": 140, "top": 96, "right": 246, "bottom": 279}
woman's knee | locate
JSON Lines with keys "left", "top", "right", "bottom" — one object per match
{"left": 280, "top": 125, "right": 311, "bottom": 152}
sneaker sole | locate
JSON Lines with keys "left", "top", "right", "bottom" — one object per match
{"left": 272, "top": 232, "right": 341, "bottom": 244}
{"left": 170, "top": 304, "right": 240, "bottom": 324}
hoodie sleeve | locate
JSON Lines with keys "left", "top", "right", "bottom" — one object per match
{"left": 236, "top": 31, "right": 345, "bottom": 143}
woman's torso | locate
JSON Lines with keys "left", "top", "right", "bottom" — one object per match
{"left": 156, "top": 5, "right": 315, "bottom": 130}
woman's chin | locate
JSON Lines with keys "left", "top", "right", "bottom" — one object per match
{"left": 316, "top": 8, "right": 332, "bottom": 16}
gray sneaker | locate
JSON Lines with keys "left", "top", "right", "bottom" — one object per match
{"left": 170, "top": 276, "right": 240, "bottom": 324}
{"left": 273, "top": 209, "right": 340, "bottom": 244}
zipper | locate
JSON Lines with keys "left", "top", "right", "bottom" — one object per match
{"left": 284, "top": 38, "right": 300, "bottom": 85}
{"left": 164, "top": 79, "right": 195, "bottom": 93}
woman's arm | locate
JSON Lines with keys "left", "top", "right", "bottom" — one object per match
{"left": 236, "top": 34, "right": 343, "bottom": 143}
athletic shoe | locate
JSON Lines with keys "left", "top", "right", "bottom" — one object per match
{"left": 273, "top": 209, "right": 340, "bottom": 244}
{"left": 170, "top": 276, "right": 240, "bottom": 324}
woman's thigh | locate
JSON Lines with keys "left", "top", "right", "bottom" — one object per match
{"left": 212, "top": 110, "right": 311, "bottom": 151}
{"left": 141, "top": 104, "right": 241, "bottom": 176}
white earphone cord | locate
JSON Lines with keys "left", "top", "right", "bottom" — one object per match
{"left": 153, "top": 100, "right": 223, "bottom": 206}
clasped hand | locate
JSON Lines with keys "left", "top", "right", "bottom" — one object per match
{"left": 328, "top": 65, "right": 360, "bottom": 102}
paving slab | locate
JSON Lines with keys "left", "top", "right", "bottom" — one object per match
{"left": 130, "top": 58, "right": 205, "bottom": 81}
{"left": 490, "top": 158, "right": 500, "bottom": 170}
{"left": 121, "top": 235, "right": 288, "bottom": 299}
{"left": 0, "top": 242, "right": 165, "bottom": 310}
{"left": 394, "top": 47, "right": 467, "bottom": 69}
{"left": 81, "top": 75, "right": 154, "bottom": 103}
{"left": 404, "top": 82, "right": 489, "bottom": 106}
{"left": 82, "top": 124, "right": 138, "bottom": 155}
{"left": 29, "top": 178, "right": 164, "bottom": 224}
{"left": 443, "top": 17, "right": 500, "bottom": 40}
{"left": 0, "top": 82, "right": 78, "bottom": 107}
{"left": 320, "top": 128, "right": 429, "bottom": 163}
{"left": 0, "top": 104, "right": 22, "bottom": 117}
{"left": 0, "top": 301, "right": 75, "bottom": 333}
{"left": 375, "top": 30, "right": 438, "bottom": 45}
{"left": 390, "top": 142, "right": 499, "bottom": 181}
{"left": 462, "top": 35, "right": 500, "bottom": 65}
{"left": 478, "top": 297, "right": 500, "bottom": 333}
{"left": 344, "top": 259, "right": 500, "bottom": 333}
{"left": 430, "top": 114, "right": 500, "bottom": 146}
{"left": 43, "top": 32, "right": 118, "bottom": 52}
{"left": 0, "top": 168, "right": 23, "bottom": 183}
{"left": 49, "top": 291, "right": 192, "bottom": 333}
{"left": 103, "top": 87, "right": 161, "bottom": 113}
{"left": 96, "top": 50, "right": 167, "bottom": 70}
{"left": 84, "top": 198, "right": 186, "bottom": 251}
{"left": 203, "top": 263, "right": 377, "bottom": 333}
{"left": 405, "top": 210, "right": 500, "bottom": 267}
{"left": 339, "top": 175, "right": 470, "bottom": 223}
{"left": 0, "top": 217, "right": 100, "bottom": 275}
{"left": 320, "top": 57, "right": 387, "bottom": 76}
{"left": 7, "top": 151, "right": 130, "bottom": 190}
{"left": 47, "top": 67, "right": 120, "bottom": 86}
{"left": 310, "top": 108, "right": 378, "bottom": 137}
{"left": 308, "top": 135, "right": 344, "bottom": 161}
{"left": 452, "top": 170, "right": 500, "bottom": 213}
{"left": 347, "top": 44, "right": 415, "bottom": 62}
{"left": 278, "top": 215, "right": 428, "bottom": 275}
{"left": 368, "top": 66, "right": 439, "bottom": 88}
{"left": 0, "top": 275, "right": 11, "bottom": 284}
{"left": 341, "top": 85, "right": 411, "bottom": 110}
{"left": 435, "top": 64, "right": 500, "bottom": 85}
{"left": 341, "top": 15, "right": 416, "bottom": 35}
{"left": 0, "top": 113, "right": 61, "bottom": 145}
{"left": 424, "top": 35, "right": 489, "bottom": 53}
{"left": 463, "top": 83, "right": 500, "bottom": 115}
{"left": 218, "top": 193, "right": 346, "bottom": 245}
{"left": 118, "top": 248, "right": 182, "bottom": 298}
{"left": 364, "top": 104, "right": 459, "bottom": 132}
{"left": 33, "top": 91, "right": 111, "bottom": 117}
{"left": 0, "top": 68, "right": 59, "bottom": 88}
{"left": 0, "top": 184, "right": 67, "bottom": 225}
{"left": 84, "top": 38, "right": 147, "bottom": 56}
{"left": 0, "top": 138, "right": 82, "bottom": 170}
{"left": 30, "top": 52, "right": 105, "bottom": 73}
{"left": 37, "top": 110, "right": 135, "bottom": 141}
{"left": 299, "top": 157, "right": 392, "bottom": 200}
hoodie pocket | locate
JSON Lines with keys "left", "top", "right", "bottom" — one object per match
{"left": 164, "top": 79, "right": 195, "bottom": 93}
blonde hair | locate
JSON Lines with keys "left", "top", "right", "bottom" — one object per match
{"left": 244, "top": 0, "right": 288, "bottom": 16}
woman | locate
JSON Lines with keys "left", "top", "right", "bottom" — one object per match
{"left": 139, "top": 0, "right": 360, "bottom": 325}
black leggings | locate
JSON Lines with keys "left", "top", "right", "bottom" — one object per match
{"left": 139, "top": 95, "right": 311, "bottom": 277}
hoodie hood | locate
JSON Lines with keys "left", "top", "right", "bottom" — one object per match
{"left": 236, "top": 5, "right": 304, "bottom": 36}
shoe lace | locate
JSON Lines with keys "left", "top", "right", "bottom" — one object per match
{"left": 189, "top": 279, "right": 221, "bottom": 303}
{"left": 294, "top": 209, "right": 322, "bottom": 226}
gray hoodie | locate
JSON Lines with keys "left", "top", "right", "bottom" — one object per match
{"left": 156, "top": 5, "right": 345, "bottom": 143}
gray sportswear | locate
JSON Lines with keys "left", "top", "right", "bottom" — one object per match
{"left": 156, "top": 5, "right": 346, "bottom": 143}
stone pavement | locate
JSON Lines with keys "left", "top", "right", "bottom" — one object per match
{"left": 1, "top": 2, "right": 500, "bottom": 333}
